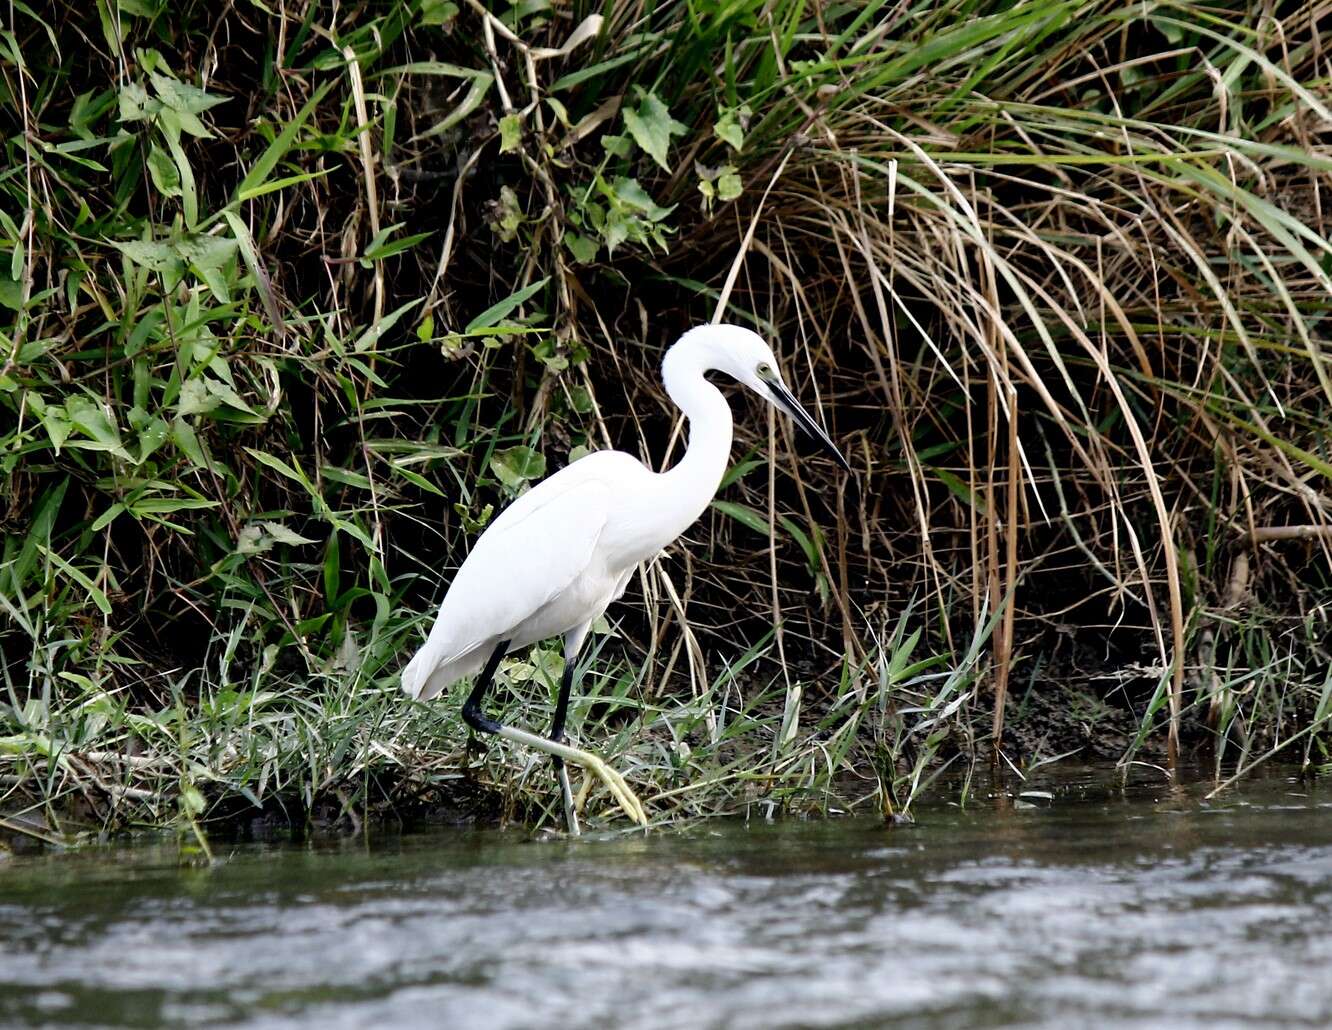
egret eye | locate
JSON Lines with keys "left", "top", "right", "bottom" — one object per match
{"left": 756, "top": 362, "right": 773, "bottom": 379}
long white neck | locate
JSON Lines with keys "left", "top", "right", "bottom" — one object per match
{"left": 656, "top": 333, "right": 734, "bottom": 540}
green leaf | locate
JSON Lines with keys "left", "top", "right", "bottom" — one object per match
{"left": 454, "top": 501, "right": 493, "bottom": 533}
{"left": 390, "top": 463, "right": 445, "bottom": 497}
{"left": 236, "top": 168, "right": 329, "bottom": 202}
{"left": 161, "top": 128, "right": 199, "bottom": 226}
{"left": 600, "top": 133, "right": 632, "bottom": 158}
{"left": 499, "top": 112, "right": 523, "bottom": 153}
{"left": 117, "top": 81, "right": 158, "bottom": 123}
{"left": 490, "top": 186, "right": 523, "bottom": 242}
{"left": 714, "top": 105, "right": 750, "bottom": 151}
{"left": 622, "top": 90, "right": 687, "bottom": 171}
{"left": 148, "top": 70, "right": 227, "bottom": 122}
{"left": 221, "top": 210, "right": 285, "bottom": 334}
{"left": 353, "top": 298, "right": 422, "bottom": 352}
{"left": 135, "top": 415, "right": 169, "bottom": 463}
{"left": 609, "top": 177, "right": 674, "bottom": 220}
{"left": 776, "top": 515, "right": 818, "bottom": 569}
{"left": 177, "top": 378, "right": 219, "bottom": 416}
{"left": 92, "top": 502, "right": 126, "bottom": 533}
{"left": 414, "top": 70, "right": 494, "bottom": 141}
{"left": 564, "top": 231, "right": 597, "bottom": 264}
{"left": 146, "top": 143, "right": 181, "bottom": 197}
{"left": 712, "top": 499, "right": 769, "bottom": 536}
{"left": 112, "top": 239, "right": 181, "bottom": 274}
{"left": 419, "top": 0, "right": 459, "bottom": 26}
{"left": 0, "top": 276, "right": 21, "bottom": 310}
{"left": 65, "top": 394, "right": 130, "bottom": 457}
{"left": 38, "top": 545, "right": 112, "bottom": 615}
{"left": 40, "top": 405, "right": 71, "bottom": 451}
{"left": 234, "top": 81, "right": 335, "bottom": 202}
{"left": 261, "top": 520, "right": 319, "bottom": 545}
{"left": 927, "top": 465, "right": 985, "bottom": 512}
{"left": 465, "top": 277, "right": 549, "bottom": 333}
{"left": 180, "top": 784, "right": 206, "bottom": 816}
{"left": 169, "top": 417, "right": 208, "bottom": 468}
{"left": 175, "top": 233, "right": 237, "bottom": 270}
{"left": 244, "top": 446, "right": 322, "bottom": 508}
{"left": 363, "top": 224, "right": 434, "bottom": 262}
{"left": 490, "top": 446, "right": 546, "bottom": 489}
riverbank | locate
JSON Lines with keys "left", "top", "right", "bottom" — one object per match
{"left": 4, "top": 2, "right": 1332, "bottom": 842}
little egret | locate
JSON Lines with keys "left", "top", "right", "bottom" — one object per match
{"left": 402, "top": 323, "right": 849, "bottom": 831}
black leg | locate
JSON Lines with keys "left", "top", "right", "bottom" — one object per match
{"left": 549, "top": 659, "right": 576, "bottom": 771}
{"left": 461, "top": 639, "right": 510, "bottom": 735}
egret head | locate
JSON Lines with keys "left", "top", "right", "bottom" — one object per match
{"left": 679, "top": 323, "right": 851, "bottom": 472}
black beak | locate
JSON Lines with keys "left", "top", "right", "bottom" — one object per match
{"left": 768, "top": 380, "right": 851, "bottom": 472}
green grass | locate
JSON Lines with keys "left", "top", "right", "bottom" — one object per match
{"left": 3, "top": 0, "right": 1331, "bottom": 844}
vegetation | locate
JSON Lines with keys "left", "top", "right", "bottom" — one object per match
{"left": 3, "top": 0, "right": 1331, "bottom": 843}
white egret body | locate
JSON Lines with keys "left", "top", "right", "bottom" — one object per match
{"left": 402, "top": 324, "right": 848, "bottom": 830}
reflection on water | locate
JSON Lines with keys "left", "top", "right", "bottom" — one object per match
{"left": 2, "top": 769, "right": 1330, "bottom": 1028}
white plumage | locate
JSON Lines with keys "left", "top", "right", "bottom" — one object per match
{"left": 400, "top": 452, "right": 642, "bottom": 701}
{"left": 402, "top": 323, "right": 849, "bottom": 830}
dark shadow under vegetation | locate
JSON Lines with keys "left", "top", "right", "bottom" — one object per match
{"left": 2, "top": 0, "right": 1331, "bottom": 846}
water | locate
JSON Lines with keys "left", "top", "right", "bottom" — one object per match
{"left": 2, "top": 769, "right": 1330, "bottom": 1029}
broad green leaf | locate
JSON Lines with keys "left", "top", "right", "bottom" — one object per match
{"left": 136, "top": 415, "right": 169, "bottom": 463}
{"left": 564, "top": 231, "right": 597, "bottom": 264}
{"left": 419, "top": 0, "right": 459, "bottom": 26}
{"left": 609, "top": 177, "right": 674, "bottom": 220}
{"left": 499, "top": 113, "right": 523, "bottom": 153}
{"left": 148, "top": 70, "right": 227, "bottom": 121}
{"left": 0, "top": 276, "right": 22, "bottom": 310}
{"left": 600, "top": 133, "right": 632, "bottom": 158}
{"left": 175, "top": 233, "right": 237, "bottom": 270}
{"left": 146, "top": 143, "right": 181, "bottom": 197}
{"left": 117, "top": 81, "right": 157, "bottom": 122}
{"left": 714, "top": 105, "right": 750, "bottom": 151}
{"left": 41, "top": 405, "right": 71, "bottom": 451}
{"left": 490, "top": 446, "right": 546, "bottom": 489}
{"left": 622, "top": 90, "right": 687, "bottom": 171}
{"left": 177, "top": 378, "right": 219, "bottom": 416}
{"left": 65, "top": 394, "right": 129, "bottom": 457}
{"left": 170, "top": 418, "right": 208, "bottom": 468}
{"left": 112, "top": 239, "right": 180, "bottom": 274}
{"left": 261, "top": 520, "right": 319, "bottom": 545}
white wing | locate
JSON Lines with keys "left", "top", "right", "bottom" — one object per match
{"left": 401, "top": 453, "right": 641, "bottom": 700}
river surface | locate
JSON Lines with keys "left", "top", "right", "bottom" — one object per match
{"left": 1, "top": 768, "right": 1330, "bottom": 1028}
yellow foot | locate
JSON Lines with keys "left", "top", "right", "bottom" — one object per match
{"left": 572, "top": 748, "right": 648, "bottom": 826}
{"left": 497, "top": 725, "right": 648, "bottom": 827}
